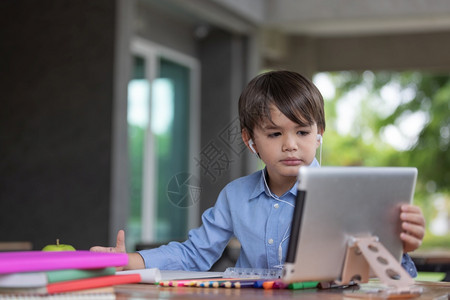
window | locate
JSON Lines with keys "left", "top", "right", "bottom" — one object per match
{"left": 127, "top": 38, "right": 200, "bottom": 249}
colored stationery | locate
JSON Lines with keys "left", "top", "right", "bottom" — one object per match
{"left": 221, "top": 281, "right": 256, "bottom": 288}
{"left": 271, "top": 280, "right": 288, "bottom": 289}
{"left": 0, "top": 268, "right": 116, "bottom": 288}
{"left": 261, "top": 280, "right": 319, "bottom": 290}
{"left": 159, "top": 277, "right": 227, "bottom": 287}
{"left": 159, "top": 278, "right": 268, "bottom": 289}
{"left": 288, "top": 281, "right": 319, "bottom": 290}
{"left": 197, "top": 279, "right": 257, "bottom": 288}
{"left": 0, "top": 251, "right": 128, "bottom": 274}
{"left": 262, "top": 281, "right": 276, "bottom": 289}
{"left": 254, "top": 280, "right": 269, "bottom": 288}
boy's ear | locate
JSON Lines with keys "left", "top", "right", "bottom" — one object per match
{"left": 316, "top": 130, "right": 324, "bottom": 148}
{"left": 241, "top": 130, "right": 257, "bottom": 153}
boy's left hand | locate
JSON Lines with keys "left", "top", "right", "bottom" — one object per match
{"left": 400, "top": 204, "right": 425, "bottom": 253}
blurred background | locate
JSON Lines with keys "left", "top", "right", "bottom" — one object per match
{"left": 1, "top": 0, "right": 449, "bottom": 275}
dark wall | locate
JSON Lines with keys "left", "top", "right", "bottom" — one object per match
{"left": 135, "top": 0, "right": 198, "bottom": 57}
{"left": 0, "top": 0, "right": 117, "bottom": 250}
{"left": 198, "top": 28, "right": 249, "bottom": 215}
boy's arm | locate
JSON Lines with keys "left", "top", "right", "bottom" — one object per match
{"left": 90, "top": 230, "right": 145, "bottom": 270}
{"left": 138, "top": 207, "right": 233, "bottom": 271}
{"left": 137, "top": 187, "right": 234, "bottom": 271}
{"left": 400, "top": 204, "right": 425, "bottom": 253}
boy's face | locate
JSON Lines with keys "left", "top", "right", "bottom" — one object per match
{"left": 248, "top": 105, "right": 321, "bottom": 185}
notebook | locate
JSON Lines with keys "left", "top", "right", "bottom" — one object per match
{"left": 0, "top": 274, "right": 140, "bottom": 295}
{"left": 0, "top": 268, "right": 116, "bottom": 288}
{"left": 283, "top": 166, "right": 417, "bottom": 283}
{"left": 0, "top": 251, "right": 128, "bottom": 274}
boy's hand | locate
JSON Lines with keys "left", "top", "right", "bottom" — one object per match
{"left": 400, "top": 204, "right": 425, "bottom": 253}
{"left": 90, "top": 230, "right": 145, "bottom": 270}
{"left": 90, "top": 229, "right": 127, "bottom": 254}
{"left": 90, "top": 230, "right": 127, "bottom": 271}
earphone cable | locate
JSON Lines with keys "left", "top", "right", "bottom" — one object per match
{"left": 319, "top": 138, "right": 322, "bottom": 166}
{"left": 261, "top": 170, "right": 295, "bottom": 208}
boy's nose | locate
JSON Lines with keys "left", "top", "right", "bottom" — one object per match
{"left": 282, "top": 136, "right": 298, "bottom": 151}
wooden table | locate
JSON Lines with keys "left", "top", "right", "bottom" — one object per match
{"left": 114, "top": 281, "right": 450, "bottom": 299}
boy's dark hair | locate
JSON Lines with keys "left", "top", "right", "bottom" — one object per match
{"left": 239, "top": 70, "right": 326, "bottom": 138}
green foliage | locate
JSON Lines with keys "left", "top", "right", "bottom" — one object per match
{"left": 422, "top": 232, "right": 450, "bottom": 250}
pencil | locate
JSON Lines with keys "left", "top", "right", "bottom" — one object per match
{"left": 272, "top": 280, "right": 288, "bottom": 289}
{"left": 220, "top": 281, "right": 233, "bottom": 288}
{"left": 253, "top": 279, "right": 274, "bottom": 288}
{"left": 232, "top": 281, "right": 256, "bottom": 288}
{"left": 287, "top": 281, "right": 319, "bottom": 290}
{"left": 262, "top": 281, "right": 275, "bottom": 289}
{"left": 218, "top": 280, "right": 260, "bottom": 288}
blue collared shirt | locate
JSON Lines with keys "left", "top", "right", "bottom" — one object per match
{"left": 138, "top": 158, "right": 417, "bottom": 276}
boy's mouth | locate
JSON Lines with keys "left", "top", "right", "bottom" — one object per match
{"left": 280, "top": 158, "right": 302, "bottom": 166}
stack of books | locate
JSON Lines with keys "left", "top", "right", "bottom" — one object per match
{"left": 0, "top": 250, "right": 141, "bottom": 298}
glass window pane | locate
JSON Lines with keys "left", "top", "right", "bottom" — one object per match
{"left": 127, "top": 53, "right": 192, "bottom": 248}
{"left": 127, "top": 56, "right": 149, "bottom": 248}
{"left": 154, "top": 58, "right": 190, "bottom": 242}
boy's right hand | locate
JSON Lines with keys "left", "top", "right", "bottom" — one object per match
{"left": 90, "top": 230, "right": 145, "bottom": 270}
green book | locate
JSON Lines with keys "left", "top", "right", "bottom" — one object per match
{"left": 46, "top": 267, "right": 116, "bottom": 283}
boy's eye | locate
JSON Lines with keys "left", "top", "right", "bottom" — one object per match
{"left": 297, "top": 131, "right": 310, "bottom": 136}
{"left": 268, "top": 132, "right": 281, "bottom": 138}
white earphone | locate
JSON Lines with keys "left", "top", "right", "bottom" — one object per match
{"left": 317, "top": 134, "right": 323, "bottom": 165}
{"left": 248, "top": 139, "right": 257, "bottom": 154}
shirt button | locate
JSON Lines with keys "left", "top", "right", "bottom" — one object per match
{"left": 273, "top": 203, "right": 279, "bottom": 209}
{"left": 268, "top": 239, "right": 274, "bottom": 245}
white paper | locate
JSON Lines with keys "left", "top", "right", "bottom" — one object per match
{"left": 117, "top": 268, "right": 161, "bottom": 283}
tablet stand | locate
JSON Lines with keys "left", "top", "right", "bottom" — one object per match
{"left": 336, "top": 236, "right": 422, "bottom": 295}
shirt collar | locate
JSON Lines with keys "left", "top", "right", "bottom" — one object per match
{"left": 248, "top": 158, "right": 320, "bottom": 201}
{"left": 309, "top": 157, "right": 321, "bottom": 168}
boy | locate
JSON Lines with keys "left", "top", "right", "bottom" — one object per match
{"left": 91, "top": 71, "right": 425, "bottom": 276}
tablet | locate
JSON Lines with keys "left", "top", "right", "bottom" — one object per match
{"left": 282, "top": 166, "right": 417, "bottom": 283}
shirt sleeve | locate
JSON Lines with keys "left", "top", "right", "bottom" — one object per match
{"left": 401, "top": 253, "right": 418, "bottom": 277}
{"left": 137, "top": 188, "right": 234, "bottom": 271}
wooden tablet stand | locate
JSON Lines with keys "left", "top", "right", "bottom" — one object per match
{"left": 336, "top": 236, "right": 422, "bottom": 295}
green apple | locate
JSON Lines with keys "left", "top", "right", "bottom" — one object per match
{"left": 42, "top": 239, "right": 76, "bottom": 251}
